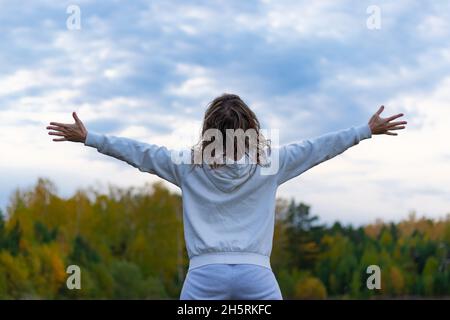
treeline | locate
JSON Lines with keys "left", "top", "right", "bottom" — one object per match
{"left": 0, "top": 178, "right": 449, "bottom": 299}
{"left": 272, "top": 200, "right": 449, "bottom": 298}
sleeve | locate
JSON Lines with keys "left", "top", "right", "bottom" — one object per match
{"left": 276, "top": 123, "right": 372, "bottom": 185}
{"left": 84, "top": 131, "right": 187, "bottom": 187}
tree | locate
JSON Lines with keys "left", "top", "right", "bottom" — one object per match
{"left": 0, "top": 209, "right": 5, "bottom": 249}
{"left": 0, "top": 251, "right": 31, "bottom": 298}
{"left": 111, "top": 260, "right": 167, "bottom": 299}
{"left": 422, "top": 257, "right": 439, "bottom": 296}
{"left": 294, "top": 276, "right": 327, "bottom": 299}
{"left": 285, "top": 200, "right": 323, "bottom": 269}
{"left": 389, "top": 266, "right": 405, "bottom": 296}
{"left": 34, "top": 221, "right": 58, "bottom": 244}
{"left": 68, "top": 235, "right": 100, "bottom": 267}
{"left": 3, "top": 221, "right": 21, "bottom": 256}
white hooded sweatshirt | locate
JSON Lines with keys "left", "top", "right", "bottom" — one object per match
{"left": 85, "top": 123, "right": 372, "bottom": 270}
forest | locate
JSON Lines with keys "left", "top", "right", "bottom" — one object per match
{"left": 0, "top": 178, "right": 448, "bottom": 299}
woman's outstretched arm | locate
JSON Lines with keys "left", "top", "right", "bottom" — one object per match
{"left": 276, "top": 106, "right": 407, "bottom": 185}
{"left": 46, "top": 112, "right": 185, "bottom": 187}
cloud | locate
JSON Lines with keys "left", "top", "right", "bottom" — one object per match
{"left": 0, "top": 0, "right": 449, "bottom": 225}
{"left": 166, "top": 64, "right": 221, "bottom": 99}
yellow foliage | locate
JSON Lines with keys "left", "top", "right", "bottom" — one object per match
{"left": 294, "top": 276, "right": 327, "bottom": 299}
{"left": 389, "top": 266, "right": 405, "bottom": 296}
{"left": 0, "top": 251, "right": 30, "bottom": 298}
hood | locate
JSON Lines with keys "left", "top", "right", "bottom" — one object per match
{"left": 202, "top": 156, "right": 257, "bottom": 193}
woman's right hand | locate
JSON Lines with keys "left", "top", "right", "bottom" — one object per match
{"left": 46, "top": 112, "right": 88, "bottom": 143}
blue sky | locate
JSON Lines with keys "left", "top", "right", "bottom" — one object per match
{"left": 0, "top": 0, "right": 449, "bottom": 224}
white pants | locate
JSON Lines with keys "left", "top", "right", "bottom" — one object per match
{"left": 180, "top": 264, "right": 283, "bottom": 300}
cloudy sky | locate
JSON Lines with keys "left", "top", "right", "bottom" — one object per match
{"left": 0, "top": 0, "right": 449, "bottom": 225}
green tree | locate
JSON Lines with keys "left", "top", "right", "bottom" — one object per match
{"left": 285, "top": 200, "right": 323, "bottom": 269}
{"left": 68, "top": 235, "right": 101, "bottom": 267}
{"left": 0, "top": 209, "right": 5, "bottom": 249}
{"left": 111, "top": 260, "right": 167, "bottom": 299}
{"left": 422, "top": 256, "right": 439, "bottom": 296}
{"left": 3, "top": 221, "right": 21, "bottom": 256}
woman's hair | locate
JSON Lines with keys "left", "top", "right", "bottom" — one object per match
{"left": 192, "top": 93, "right": 270, "bottom": 168}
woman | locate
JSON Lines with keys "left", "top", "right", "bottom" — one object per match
{"left": 46, "top": 93, "right": 407, "bottom": 299}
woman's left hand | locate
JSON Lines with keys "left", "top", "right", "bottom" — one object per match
{"left": 368, "top": 106, "right": 407, "bottom": 136}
